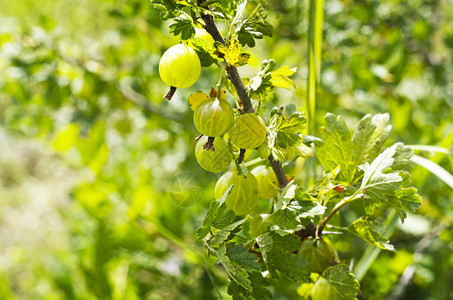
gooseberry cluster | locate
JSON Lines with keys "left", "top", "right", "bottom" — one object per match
{"left": 159, "top": 41, "right": 278, "bottom": 216}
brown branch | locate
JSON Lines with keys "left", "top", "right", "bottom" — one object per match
{"left": 163, "top": 86, "right": 177, "bottom": 100}
{"left": 199, "top": 2, "right": 288, "bottom": 187}
{"left": 316, "top": 199, "right": 347, "bottom": 236}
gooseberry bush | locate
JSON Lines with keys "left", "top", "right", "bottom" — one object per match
{"left": 152, "top": 0, "right": 422, "bottom": 299}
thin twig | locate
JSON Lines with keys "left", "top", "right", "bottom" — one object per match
{"left": 118, "top": 82, "right": 182, "bottom": 122}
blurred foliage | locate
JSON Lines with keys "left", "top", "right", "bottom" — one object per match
{"left": 0, "top": 0, "right": 452, "bottom": 299}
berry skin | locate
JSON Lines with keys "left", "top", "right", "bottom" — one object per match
{"left": 311, "top": 278, "right": 341, "bottom": 300}
{"left": 215, "top": 170, "right": 259, "bottom": 215}
{"left": 250, "top": 214, "right": 271, "bottom": 237}
{"left": 194, "top": 98, "right": 234, "bottom": 137}
{"left": 195, "top": 136, "right": 232, "bottom": 173}
{"left": 229, "top": 113, "right": 267, "bottom": 149}
{"left": 159, "top": 44, "right": 201, "bottom": 88}
{"left": 298, "top": 237, "right": 334, "bottom": 274}
{"left": 251, "top": 165, "right": 279, "bottom": 198}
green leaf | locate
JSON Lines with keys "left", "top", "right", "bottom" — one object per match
{"left": 359, "top": 143, "right": 403, "bottom": 202}
{"left": 397, "top": 187, "right": 422, "bottom": 213}
{"left": 246, "top": 60, "right": 295, "bottom": 102}
{"left": 322, "top": 265, "right": 360, "bottom": 300}
{"left": 190, "top": 38, "right": 218, "bottom": 67}
{"left": 196, "top": 185, "right": 234, "bottom": 240}
{"left": 276, "top": 112, "right": 307, "bottom": 148}
{"left": 150, "top": 0, "right": 181, "bottom": 20}
{"left": 169, "top": 17, "right": 195, "bottom": 40}
{"left": 234, "top": 2, "right": 274, "bottom": 47}
{"left": 227, "top": 272, "right": 271, "bottom": 300}
{"left": 348, "top": 218, "right": 395, "bottom": 251}
{"left": 351, "top": 113, "right": 391, "bottom": 167}
{"left": 210, "top": 218, "right": 247, "bottom": 246}
{"left": 306, "top": 166, "right": 341, "bottom": 202}
{"left": 269, "top": 187, "right": 324, "bottom": 232}
{"left": 358, "top": 143, "right": 421, "bottom": 221}
{"left": 269, "top": 66, "right": 297, "bottom": 90}
{"left": 315, "top": 114, "right": 354, "bottom": 183}
{"left": 257, "top": 233, "right": 309, "bottom": 281}
{"left": 212, "top": 209, "right": 237, "bottom": 229}
{"left": 217, "top": 244, "right": 252, "bottom": 291}
{"left": 226, "top": 244, "right": 261, "bottom": 273}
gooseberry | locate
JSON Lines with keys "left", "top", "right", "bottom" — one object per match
{"left": 215, "top": 170, "right": 259, "bottom": 215}
{"left": 250, "top": 214, "right": 271, "bottom": 237}
{"left": 194, "top": 98, "right": 234, "bottom": 137}
{"left": 159, "top": 44, "right": 201, "bottom": 88}
{"left": 298, "top": 237, "right": 334, "bottom": 274}
{"left": 251, "top": 165, "right": 279, "bottom": 198}
{"left": 229, "top": 113, "right": 267, "bottom": 149}
{"left": 311, "top": 278, "right": 341, "bottom": 300}
{"left": 195, "top": 136, "right": 232, "bottom": 173}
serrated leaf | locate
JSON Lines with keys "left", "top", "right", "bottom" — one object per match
{"left": 210, "top": 218, "right": 247, "bottom": 246}
{"left": 217, "top": 244, "right": 252, "bottom": 291}
{"left": 234, "top": 2, "right": 274, "bottom": 47}
{"left": 227, "top": 271, "right": 271, "bottom": 300}
{"left": 150, "top": 0, "right": 181, "bottom": 20}
{"left": 359, "top": 143, "right": 403, "bottom": 201}
{"left": 190, "top": 38, "right": 218, "bottom": 67}
{"left": 348, "top": 218, "right": 395, "bottom": 251}
{"left": 277, "top": 112, "right": 307, "bottom": 148}
{"left": 258, "top": 233, "right": 309, "bottom": 281}
{"left": 270, "top": 66, "right": 297, "bottom": 90}
{"left": 322, "top": 265, "right": 360, "bottom": 300}
{"left": 315, "top": 114, "right": 354, "bottom": 183}
{"left": 306, "top": 166, "right": 341, "bottom": 202}
{"left": 275, "top": 181, "right": 297, "bottom": 209}
{"left": 397, "top": 187, "right": 422, "bottom": 212}
{"left": 188, "top": 91, "right": 209, "bottom": 111}
{"left": 196, "top": 185, "right": 234, "bottom": 240}
{"left": 268, "top": 234, "right": 309, "bottom": 281}
{"left": 226, "top": 244, "right": 261, "bottom": 273}
{"left": 270, "top": 186, "right": 323, "bottom": 232}
{"left": 352, "top": 114, "right": 392, "bottom": 168}
{"left": 352, "top": 114, "right": 392, "bottom": 165}
{"left": 358, "top": 143, "right": 421, "bottom": 221}
{"left": 392, "top": 144, "right": 414, "bottom": 170}
{"left": 212, "top": 209, "right": 236, "bottom": 229}
{"left": 169, "top": 17, "right": 195, "bottom": 40}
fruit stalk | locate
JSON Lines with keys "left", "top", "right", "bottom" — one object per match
{"left": 199, "top": 0, "right": 288, "bottom": 187}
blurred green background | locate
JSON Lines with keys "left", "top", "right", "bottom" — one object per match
{"left": 0, "top": 0, "right": 452, "bottom": 299}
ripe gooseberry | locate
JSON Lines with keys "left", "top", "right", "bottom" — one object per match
{"left": 195, "top": 136, "right": 232, "bottom": 173}
{"left": 251, "top": 165, "right": 279, "bottom": 198}
{"left": 159, "top": 44, "right": 201, "bottom": 88}
{"left": 229, "top": 113, "right": 267, "bottom": 149}
{"left": 194, "top": 98, "right": 234, "bottom": 137}
{"left": 215, "top": 170, "right": 259, "bottom": 215}
{"left": 298, "top": 237, "right": 334, "bottom": 274}
{"left": 250, "top": 213, "right": 271, "bottom": 237}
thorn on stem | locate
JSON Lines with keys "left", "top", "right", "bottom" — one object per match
{"left": 163, "top": 86, "right": 177, "bottom": 100}
{"left": 203, "top": 136, "right": 215, "bottom": 151}
{"left": 238, "top": 149, "right": 246, "bottom": 164}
